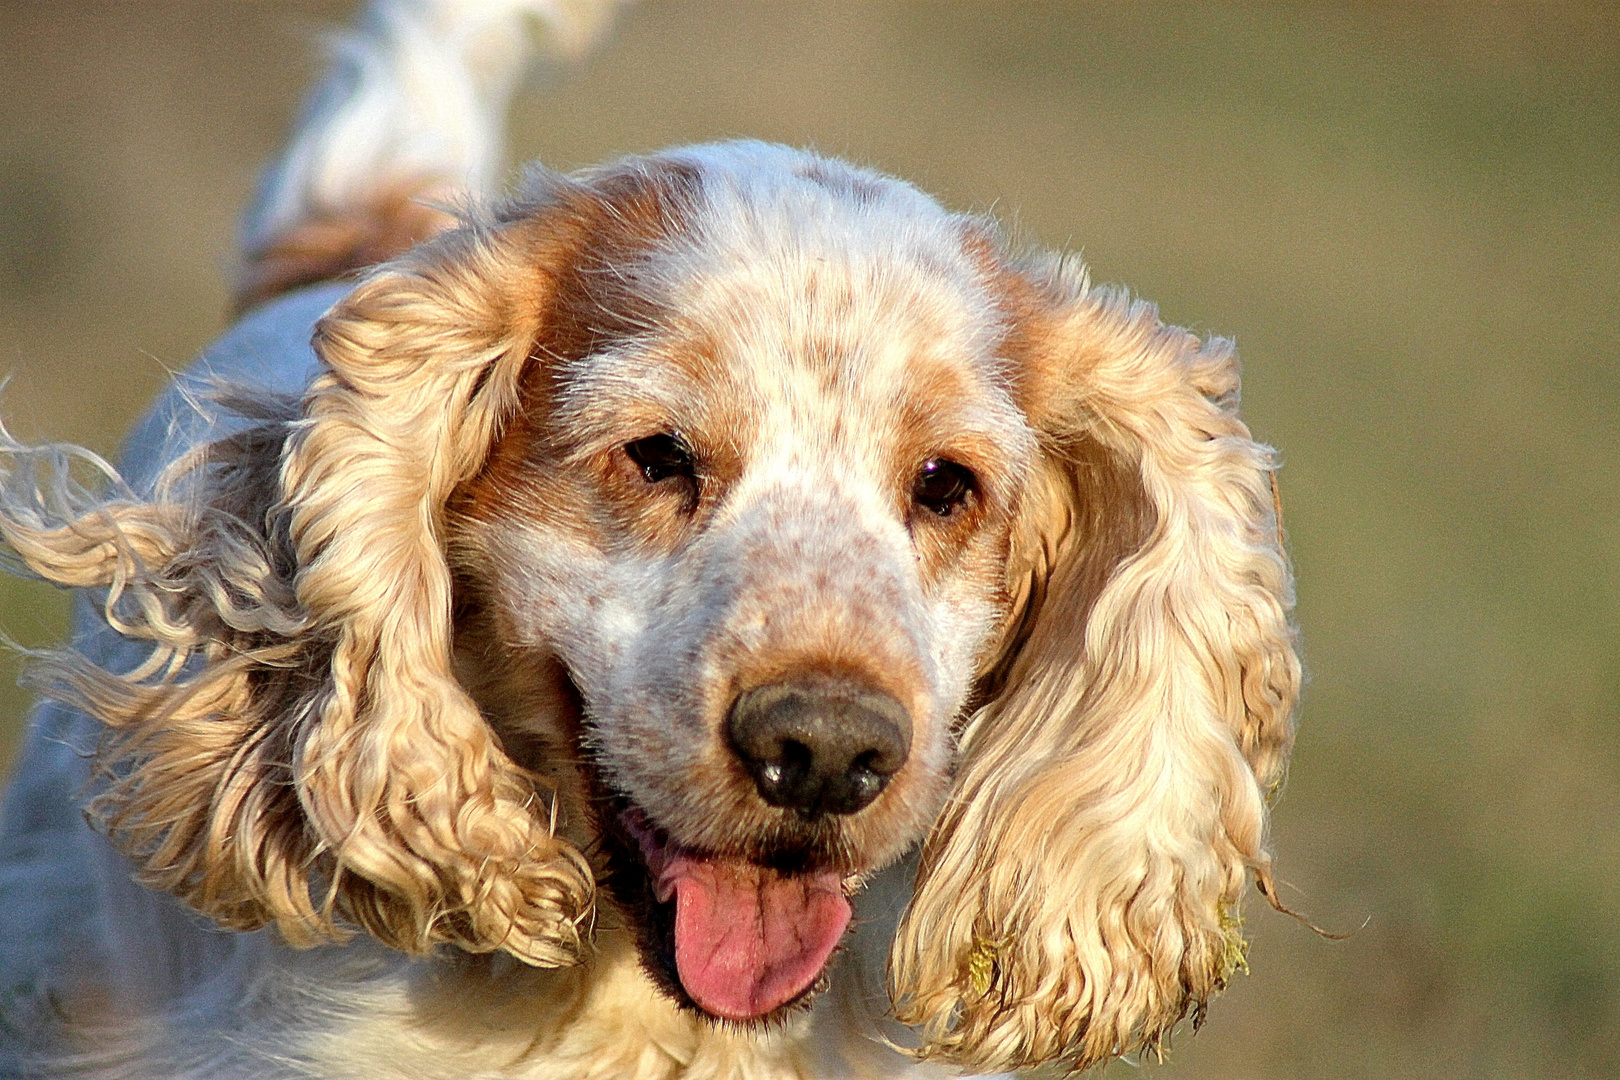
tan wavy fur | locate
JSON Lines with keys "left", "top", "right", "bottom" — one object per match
{"left": 891, "top": 258, "right": 1298, "bottom": 1071}
{"left": 3, "top": 216, "right": 596, "bottom": 965}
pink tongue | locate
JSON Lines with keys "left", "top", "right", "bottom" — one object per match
{"left": 662, "top": 855, "right": 851, "bottom": 1021}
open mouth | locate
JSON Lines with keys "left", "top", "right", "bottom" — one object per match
{"left": 605, "top": 806, "right": 855, "bottom": 1023}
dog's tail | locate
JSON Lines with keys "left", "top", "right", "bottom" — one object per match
{"left": 235, "top": 0, "right": 630, "bottom": 313}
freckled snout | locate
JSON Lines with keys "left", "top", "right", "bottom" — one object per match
{"left": 726, "top": 681, "right": 912, "bottom": 816}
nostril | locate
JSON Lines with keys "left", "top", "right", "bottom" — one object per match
{"left": 762, "top": 740, "right": 811, "bottom": 790}
{"left": 726, "top": 680, "right": 912, "bottom": 817}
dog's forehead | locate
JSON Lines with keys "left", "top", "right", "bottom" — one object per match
{"left": 554, "top": 146, "right": 1024, "bottom": 460}
{"left": 663, "top": 146, "right": 1003, "bottom": 373}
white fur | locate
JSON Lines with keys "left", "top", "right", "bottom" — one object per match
{"left": 244, "top": 0, "right": 632, "bottom": 256}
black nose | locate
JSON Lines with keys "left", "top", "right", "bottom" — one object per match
{"left": 726, "top": 681, "right": 912, "bottom": 816}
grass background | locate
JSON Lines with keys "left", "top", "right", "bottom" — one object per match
{"left": 2, "top": 3, "right": 1617, "bottom": 1077}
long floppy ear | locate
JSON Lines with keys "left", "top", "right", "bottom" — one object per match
{"left": 0, "top": 212, "right": 594, "bottom": 966}
{"left": 890, "top": 256, "right": 1300, "bottom": 1072}
{"left": 271, "top": 218, "right": 596, "bottom": 962}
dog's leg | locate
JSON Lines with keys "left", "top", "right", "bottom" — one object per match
{"left": 235, "top": 0, "right": 629, "bottom": 312}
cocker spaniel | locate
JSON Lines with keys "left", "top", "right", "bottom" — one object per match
{"left": 0, "top": 2, "right": 1299, "bottom": 1077}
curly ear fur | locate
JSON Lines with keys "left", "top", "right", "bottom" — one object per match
{"left": 0, "top": 208, "right": 596, "bottom": 966}
{"left": 272, "top": 215, "right": 595, "bottom": 962}
{"left": 890, "top": 257, "right": 1300, "bottom": 1072}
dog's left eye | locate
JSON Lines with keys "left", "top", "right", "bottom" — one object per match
{"left": 624, "top": 433, "right": 695, "bottom": 484}
{"left": 912, "top": 458, "right": 976, "bottom": 517}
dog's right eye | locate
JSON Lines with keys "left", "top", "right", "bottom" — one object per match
{"left": 624, "top": 433, "right": 695, "bottom": 484}
{"left": 912, "top": 457, "right": 976, "bottom": 518}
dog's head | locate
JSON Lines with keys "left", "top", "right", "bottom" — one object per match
{"left": 435, "top": 145, "right": 1039, "bottom": 1024}
{"left": 41, "top": 142, "right": 1296, "bottom": 1073}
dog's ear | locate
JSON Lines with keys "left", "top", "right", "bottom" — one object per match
{"left": 890, "top": 253, "right": 1300, "bottom": 1072}
{"left": 0, "top": 207, "right": 599, "bottom": 966}
{"left": 269, "top": 217, "right": 596, "bottom": 963}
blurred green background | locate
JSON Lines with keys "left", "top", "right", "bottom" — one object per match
{"left": 2, "top": 3, "right": 1616, "bottom": 1077}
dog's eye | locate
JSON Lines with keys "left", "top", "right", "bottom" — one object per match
{"left": 912, "top": 458, "right": 975, "bottom": 517}
{"left": 624, "top": 433, "right": 695, "bottom": 484}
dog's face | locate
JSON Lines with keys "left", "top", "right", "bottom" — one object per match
{"left": 448, "top": 145, "right": 1037, "bottom": 1021}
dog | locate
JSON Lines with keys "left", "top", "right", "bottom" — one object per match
{"left": 0, "top": 1, "right": 1299, "bottom": 1077}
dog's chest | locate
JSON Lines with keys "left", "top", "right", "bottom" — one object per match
{"left": 304, "top": 934, "right": 819, "bottom": 1080}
